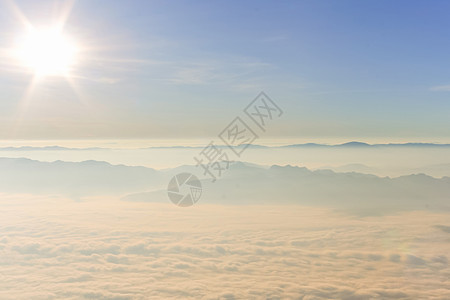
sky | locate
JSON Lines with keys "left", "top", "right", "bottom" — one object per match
{"left": 1, "top": 0, "right": 450, "bottom": 142}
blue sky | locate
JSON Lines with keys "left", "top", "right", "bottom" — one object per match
{"left": 1, "top": 0, "right": 450, "bottom": 142}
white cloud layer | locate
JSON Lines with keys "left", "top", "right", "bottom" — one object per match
{"left": 0, "top": 195, "right": 449, "bottom": 299}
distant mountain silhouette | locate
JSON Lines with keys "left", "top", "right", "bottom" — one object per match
{"left": 124, "top": 162, "right": 450, "bottom": 215}
{"left": 1, "top": 157, "right": 449, "bottom": 214}
{"left": 318, "top": 163, "right": 375, "bottom": 174}
{"left": 281, "top": 142, "right": 450, "bottom": 148}
{"left": 2, "top": 142, "right": 450, "bottom": 151}
{"left": 337, "top": 141, "right": 371, "bottom": 147}
{"left": 0, "top": 158, "right": 163, "bottom": 199}
{"left": 0, "top": 146, "right": 106, "bottom": 151}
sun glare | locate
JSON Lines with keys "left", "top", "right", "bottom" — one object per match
{"left": 16, "top": 28, "right": 78, "bottom": 76}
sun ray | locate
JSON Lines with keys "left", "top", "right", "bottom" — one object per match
{"left": 52, "top": 0, "right": 77, "bottom": 33}
{"left": 3, "top": 0, "right": 84, "bottom": 138}
{"left": 3, "top": 0, "right": 33, "bottom": 30}
{"left": 7, "top": 0, "right": 79, "bottom": 77}
{"left": 9, "top": 75, "right": 40, "bottom": 138}
{"left": 64, "top": 74, "right": 93, "bottom": 111}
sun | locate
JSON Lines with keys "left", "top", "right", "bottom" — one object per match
{"left": 16, "top": 27, "right": 78, "bottom": 77}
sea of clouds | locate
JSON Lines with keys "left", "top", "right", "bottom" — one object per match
{"left": 0, "top": 194, "right": 448, "bottom": 299}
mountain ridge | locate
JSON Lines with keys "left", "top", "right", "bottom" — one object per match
{"left": 2, "top": 142, "right": 450, "bottom": 151}
{"left": 1, "top": 157, "right": 449, "bottom": 215}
